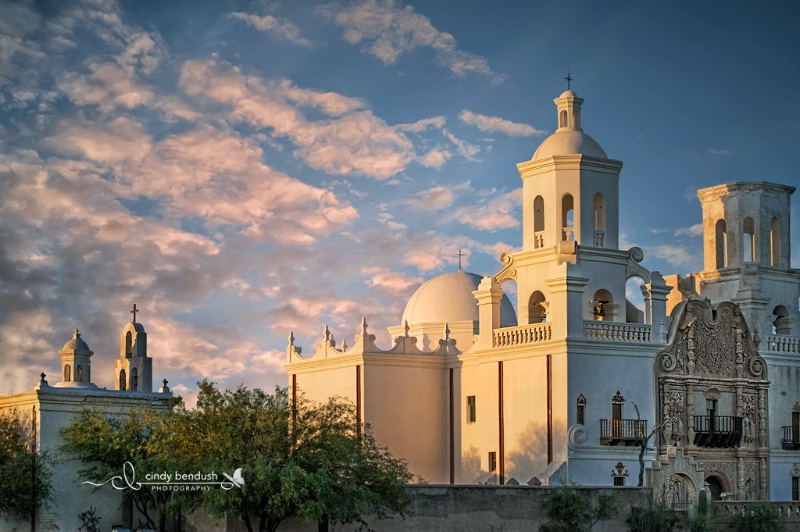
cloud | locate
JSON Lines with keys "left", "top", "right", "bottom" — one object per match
{"left": 405, "top": 185, "right": 454, "bottom": 211}
{"left": 180, "top": 58, "right": 415, "bottom": 179}
{"left": 442, "top": 129, "right": 480, "bottom": 160}
{"left": 449, "top": 189, "right": 522, "bottom": 231}
{"left": 397, "top": 116, "right": 446, "bottom": 133}
{"left": 674, "top": 223, "right": 703, "bottom": 237}
{"left": 643, "top": 244, "right": 700, "bottom": 268}
{"left": 707, "top": 148, "right": 731, "bottom": 156}
{"left": 361, "top": 267, "right": 422, "bottom": 293}
{"left": 418, "top": 149, "right": 450, "bottom": 168}
{"left": 229, "top": 12, "right": 312, "bottom": 47}
{"left": 459, "top": 110, "right": 544, "bottom": 137}
{"left": 328, "top": 0, "right": 505, "bottom": 82}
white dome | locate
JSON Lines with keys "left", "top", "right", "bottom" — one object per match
{"left": 533, "top": 129, "right": 607, "bottom": 160}
{"left": 402, "top": 271, "right": 517, "bottom": 326}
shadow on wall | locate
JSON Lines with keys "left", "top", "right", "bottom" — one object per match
{"left": 506, "top": 421, "right": 548, "bottom": 484}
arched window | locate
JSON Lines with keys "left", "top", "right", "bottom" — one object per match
{"left": 562, "top": 194, "right": 574, "bottom": 241}
{"left": 774, "top": 305, "right": 791, "bottom": 335}
{"left": 64, "top": 364, "right": 71, "bottom": 382}
{"left": 771, "top": 217, "right": 782, "bottom": 266}
{"left": 593, "top": 289, "right": 613, "bottom": 321}
{"left": 533, "top": 196, "right": 545, "bottom": 248}
{"left": 119, "top": 369, "right": 127, "bottom": 391}
{"left": 593, "top": 192, "right": 605, "bottom": 246}
{"left": 528, "top": 291, "right": 547, "bottom": 324}
{"left": 560, "top": 110, "right": 568, "bottom": 128}
{"left": 126, "top": 331, "right": 132, "bottom": 358}
{"left": 131, "top": 367, "right": 139, "bottom": 390}
{"left": 715, "top": 219, "right": 727, "bottom": 268}
{"left": 76, "top": 365, "right": 83, "bottom": 382}
{"left": 743, "top": 217, "right": 755, "bottom": 262}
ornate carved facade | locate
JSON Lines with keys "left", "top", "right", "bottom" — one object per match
{"left": 657, "top": 300, "right": 769, "bottom": 499}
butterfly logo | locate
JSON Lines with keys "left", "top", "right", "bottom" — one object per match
{"left": 222, "top": 467, "right": 245, "bottom": 489}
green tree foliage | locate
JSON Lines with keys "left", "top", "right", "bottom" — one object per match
{"left": 59, "top": 406, "right": 179, "bottom": 530}
{"left": 540, "top": 482, "right": 617, "bottom": 532}
{"left": 729, "top": 502, "right": 786, "bottom": 532}
{"left": 166, "top": 381, "right": 413, "bottom": 532}
{"left": 60, "top": 382, "right": 413, "bottom": 532}
{"left": 626, "top": 503, "right": 678, "bottom": 532}
{"left": 0, "top": 412, "right": 53, "bottom": 521}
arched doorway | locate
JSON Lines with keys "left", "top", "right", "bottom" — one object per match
{"left": 705, "top": 475, "right": 725, "bottom": 500}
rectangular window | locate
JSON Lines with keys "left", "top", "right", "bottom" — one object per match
{"left": 577, "top": 404, "right": 585, "bottom": 425}
{"left": 793, "top": 477, "right": 799, "bottom": 501}
{"left": 467, "top": 396, "right": 476, "bottom": 423}
{"left": 488, "top": 452, "right": 497, "bottom": 472}
{"left": 612, "top": 403, "right": 622, "bottom": 420}
{"left": 614, "top": 476, "right": 625, "bottom": 487}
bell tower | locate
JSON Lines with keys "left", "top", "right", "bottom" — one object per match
{"left": 114, "top": 304, "right": 153, "bottom": 392}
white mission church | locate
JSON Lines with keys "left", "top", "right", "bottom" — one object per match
{"left": 286, "top": 88, "right": 800, "bottom": 504}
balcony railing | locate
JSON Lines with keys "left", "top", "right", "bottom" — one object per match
{"left": 493, "top": 323, "right": 552, "bottom": 347}
{"left": 593, "top": 230, "right": 605, "bottom": 247}
{"left": 583, "top": 321, "right": 652, "bottom": 343}
{"left": 782, "top": 426, "right": 800, "bottom": 450}
{"left": 692, "top": 416, "right": 742, "bottom": 448}
{"left": 534, "top": 231, "right": 544, "bottom": 249}
{"left": 600, "top": 418, "right": 647, "bottom": 446}
{"left": 764, "top": 335, "right": 800, "bottom": 354}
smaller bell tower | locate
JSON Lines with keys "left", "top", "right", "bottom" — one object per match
{"left": 55, "top": 329, "right": 96, "bottom": 388}
{"left": 114, "top": 304, "right": 153, "bottom": 392}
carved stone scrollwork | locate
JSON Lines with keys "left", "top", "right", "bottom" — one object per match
{"left": 629, "top": 247, "right": 645, "bottom": 263}
{"left": 493, "top": 252, "right": 517, "bottom": 285}
{"left": 748, "top": 356, "right": 765, "bottom": 377}
{"left": 568, "top": 425, "right": 586, "bottom": 448}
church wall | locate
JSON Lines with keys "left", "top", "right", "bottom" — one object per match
{"left": 501, "top": 354, "right": 550, "bottom": 484}
{"left": 0, "top": 388, "right": 170, "bottom": 531}
{"left": 362, "top": 361, "right": 448, "bottom": 483}
{"left": 458, "top": 359, "right": 499, "bottom": 483}
{"left": 292, "top": 364, "right": 358, "bottom": 405}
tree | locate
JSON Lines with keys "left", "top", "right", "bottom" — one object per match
{"left": 0, "top": 411, "right": 53, "bottom": 522}
{"left": 59, "top": 406, "right": 181, "bottom": 531}
{"left": 539, "top": 481, "right": 617, "bottom": 532}
{"left": 167, "top": 381, "right": 413, "bottom": 532}
{"left": 632, "top": 402, "right": 672, "bottom": 487}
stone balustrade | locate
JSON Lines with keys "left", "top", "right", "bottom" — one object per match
{"left": 763, "top": 334, "right": 800, "bottom": 354}
{"left": 583, "top": 321, "right": 652, "bottom": 342}
{"left": 493, "top": 323, "right": 552, "bottom": 347}
{"left": 712, "top": 500, "right": 800, "bottom": 525}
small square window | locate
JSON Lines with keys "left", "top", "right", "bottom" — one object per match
{"left": 467, "top": 396, "right": 476, "bottom": 423}
{"left": 614, "top": 476, "right": 625, "bottom": 487}
{"left": 488, "top": 452, "right": 497, "bottom": 472}
{"left": 577, "top": 405, "right": 585, "bottom": 425}
{"left": 793, "top": 477, "right": 799, "bottom": 501}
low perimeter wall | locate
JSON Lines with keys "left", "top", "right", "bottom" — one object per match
{"left": 276, "top": 485, "right": 651, "bottom": 532}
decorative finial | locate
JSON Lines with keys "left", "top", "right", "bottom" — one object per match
{"left": 341, "top": 338, "right": 348, "bottom": 351}
{"left": 361, "top": 317, "right": 368, "bottom": 334}
{"left": 162, "top": 379, "right": 168, "bottom": 387}
{"left": 565, "top": 70, "right": 573, "bottom": 90}
{"left": 73, "top": 328, "right": 80, "bottom": 338}
{"left": 753, "top": 328, "right": 761, "bottom": 349}
{"left": 456, "top": 250, "right": 464, "bottom": 271}
{"left": 444, "top": 323, "right": 450, "bottom": 341}
{"left": 404, "top": 319, "right": 410, "bottom": 337}
{"left": 131, "top": 303, "right": 139, "bottom": 323}
{"left": 323, "top": 324, "right": 331, "bottom": 341}
{"left": 40, "top": 373, "right": 46, "bottom": 382}
{"left": 288, "top": 331, "right": 295, "bottom": 347}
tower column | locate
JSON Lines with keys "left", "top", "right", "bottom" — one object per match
{"left": 473, "top": 277, "right": 503, "bottom": 350}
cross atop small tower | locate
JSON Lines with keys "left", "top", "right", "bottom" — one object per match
{"left": 131, "top": 303, "right": 139, "bottom": 323}
{"left": 565, "top": 71, "right": 573, "bottom": 90}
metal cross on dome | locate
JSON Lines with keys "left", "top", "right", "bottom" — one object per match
{"left": 131, "top": 303, "right": 139, "bottom": 323}
{"left": 565, "top": 71, "right": 573, "bottom": 90}
{"left": 456, "top": 250, "right": 464, "bottom": 271}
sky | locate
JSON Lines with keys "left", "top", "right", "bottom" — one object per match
{"left": 1, "top": 0, "right": 799, "bottom": 401}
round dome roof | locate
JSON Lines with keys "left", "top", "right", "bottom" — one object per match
{"left": 402, "top": 271, "right": 517, "bottom": 326}
{"left": 61, "top": 329, "right": 92, "bottom": 353}
{"left": 559, "top": 89, "right": 576, "bottom": 98}
{"left": 533, "top": 129, "right": 607, "bottom": 160}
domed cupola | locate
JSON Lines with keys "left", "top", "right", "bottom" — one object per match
{"left": 389, "top": 270, "right": 517, "bottom": 351}
{"left": 532, "top": 90, "right": 607, "bottom": 160}
{"left": 55, "top": 329, "right": 96, "bottom": 388}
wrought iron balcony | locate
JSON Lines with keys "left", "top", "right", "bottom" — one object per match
{"left": 692, "top": 416, "right": 742, "bottom": 448}
{"left": 782, "top": 426, "right": 800, "bottom": 450}
{"left": 600, "top": 418, "right": 647, "bottom": 446}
